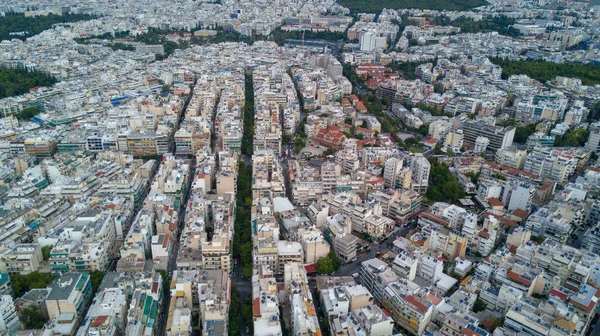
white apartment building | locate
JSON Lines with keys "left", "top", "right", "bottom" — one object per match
{"left": 410, "top": 154, "right": 430, "bottom": 193}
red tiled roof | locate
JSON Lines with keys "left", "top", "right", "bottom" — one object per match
{"left": 487, "top": 198, "right": 503, "bottom": 207}
{"left": 304, "top": 264, "right": 317, "bottom": 274}
{"left": 478, "top": 230, "right": 490, "bottom": 239}
{"left": 512, "top": 208, "right": 528, "bottom": 219}
{"left": 406, "top": 295, "right": 430, "bottom": 313}
{"left": 90, "top": 316, "right": 108, "bottom": 328}
{"left": 485, "top": 161, "right": 540, "bottom": 180}
{"left": 357, "top": 138, "right": 376, "bottom": 147}
{"left": 421, "top": 212, "right": 449, "bottom": 226}
{"left": 570, "top": 288, "right": 600, "bottom": 312}
{"left": 253, "top": 298, "right": 261, "bottom": 316}
{"left": 482, "top": 212, "right": 517, "bottom": 228}
{"left": 507, "top": 269, "right": 532, "bottom": 286}
{"left": 550, "top": 288, "right": 569, "bottom": 301}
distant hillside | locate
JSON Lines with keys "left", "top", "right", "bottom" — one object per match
{"left": 0, "top": 12, "right": 94, "bottom": 41}
{"left": 336, "top": 0, "right": 487, "bottom": 13}
{"left": 0, "top": 66, "right": 57, "bottom": 99}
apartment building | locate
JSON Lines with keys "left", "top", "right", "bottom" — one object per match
{"left": 252, "top": 267, "right": 283, "bottom": 336}
{"left": 198, "top": 270, "right": 230, "bottom": 336}
{"left": 76, "top": 287, "right": 128, "bottom": 336}
{"left": 410, "top": 154, "right": 430, "bottom": 193}
{"left": 283, "top": 263, "right": 321, "bottom": 336}
{"left": 45, "top": 273, "right": 93, "bottom": 335}
{"left": 43, "top": 210, "right": 117, "bottom": 272}
{"left": 125, "top": 271, "right": 164, "bottom": 336}
{"left": 0, "top": 295, "right": 20, "bottom": 334}
{"left": 0, "top": 243, "right": 43, "bottom": 275}
{"left": 296, "top": 227, "right": 330, "bottom": 264}
{"left": 381, "top": 283, "right": 433, "bottom": 336}
{"left": 462, "top": 121, "right": 515, "bottom": 151}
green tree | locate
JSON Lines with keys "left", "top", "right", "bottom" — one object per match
{"left": 490, "top": 58, "right": 600, "bottom": 86}
{"left": 0, "top": 66, "right": 57, "bottom": 99}
{"left": 473, "top": 298, "right": 487, "bottom": 313}
{"left": 15, "top": 107, "right": 41, "bottom": 121}
{"left": 41, "top": 245, "right": 53, "bottom": 261}
{"left": 513, "top": 123, "right": 537, "bottom": 144}
{"left": 554, "top": 128, "right": 590, "bottom": 147}
{"left": 11, "top": 272, "right": 54, "bottom": 297}
{"left": 20, "top": 305, "right": 48, "bottom": 329}
{"left": 89, "top": 270, "right": 105, "bottom": 294}
{"left": 0, "top": 13, "right": 94, "bottom": 41}
{"left": 316, "top": 251, "right": 342, "bottom": 275}
{"left": 433, "top": 144, "right": 444, "bottom": 155}
{"left": 442, "top": 177, "right": 463, "bottom": 203}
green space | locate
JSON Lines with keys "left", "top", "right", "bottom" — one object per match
{"left": 76, "top": 28, "right": 186, "bottom": 60}
{"left": 11, "top": 272, "right": 55, "bottom": 297}
{"left": 41, "top": 244, "right": 53, "bottom": 260}
{"left": 0, "top": 12, "right": 94, "bottom": 41}
{"left": 426, "top": 158, "right": 466, "bottom": 204}
{"left": 228, "top": 288, "right": 253, "bottom": 336}
{"left": 554, "top": 128, "right": 590, "bottom": 147}
{"left": 269, "top": 27, "right": 345, "bottom": 45}
{"left": 430, "top": 16, "right": 518, "bottom": 36}
{"left": 233, "top": 72, "right": 255, "bottom": 280}
{"left": 389, "top": 60, "right": 430, "bottom": 81}
{"left": 490, "top": 58, "right": 600, "bottom": 86}
{"left": 316, "top": 251, "right": 343, "bottom": 274}
{"left": 90, "top": 270, "right": 105, "bottom": 294}
{"left": 230, "top": 71, "right": 255, "bottom": 336}
{"left": 337, "top": 0, "right": 486, "bottom": 13}
{"left": 241, "top": 73, "right": 255, "bottom": 156}
{"left": 0, "top": 66, "right": 57, "bottom": 99}
{"left": 15, "top": 107, "right": 41, "bottom": 121}
{"left": 20, "top": 305, "right": 48, "bottom": 329}
{"left": 514, "top": 123, "right": 537, "bottom": 144}
{"left": 588, "top": 101, "right": 600, "bottom": 122}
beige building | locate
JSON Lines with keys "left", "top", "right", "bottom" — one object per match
{"left": 277, "top": 241, "right": 303, "bottom": 275}
{"left": 45, "top": 273, "right": 92, "bottom": 322}
{"left": 297, "top": 227, "right": 330, "bottom": 264}
{"left": 364, "top": 215, "right": 394, "bottom": 239}
{"left": 496, "top": 146, "right": 528, "bottom": 170}
{"left": 0, "top": 244, "right": 43, "bottom": 275}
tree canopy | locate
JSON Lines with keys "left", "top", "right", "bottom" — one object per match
{"left": 316, "top": 251, "right": 343, "bottom": 275}
{"left": 554, "top": 128, "right": 589, "bottom": 147}
{"left": 11, "top": 272, "right": 54, "bottom": 297}
{"left": 15, "top": 107, "right": 41, "bottom": 121}
{"left": 0, "top": 12, "right": 94, "bottom": 41}
{"left": 90, "top": 270, "right": 105, "bottom": 294}
{"left": 514, "top": 123, "right": 537, "bottom": 144}
{"left": 490, "top": 58, "right": 600, "bottom": 86}
{"left": 20, "top": 305, "right": 48, "bottom": 329}
{"left": 430, "top": 16, "right": 518, "bottom": 36}
{"left": 270, "top": 28, "right": 345, "bottom": 45}
{"left": 337, "top": 0, "right": 486, "bottom": 12}
{"left": 426, "top": 161, "right": 465, "bottom": 203}
{"left": 0, "top": 67, "right": 57, "bottom": 99}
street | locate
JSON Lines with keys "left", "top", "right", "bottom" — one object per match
{"left": 334, "top": 223, "right": 417, "bottom": 277}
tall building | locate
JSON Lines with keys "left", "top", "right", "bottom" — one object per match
{"left": 495, "top": 146, "right": 527, "bottom": 170}
{"left": 462, "top": 121, "right": 515, "bottom": 151}
{"left": 502, "top": 181, "right": 535, "bottom": 212}
{"left": 410, "top": 154, "right": 430, "bottom": 193}
{"left": 474, "top": 136, "right": 490, "bottom": 153}
{"left": 586, "top": 122, "right": 600, "bottom": 153}
{"left": 384, "top": 158, "right": 403, "bottom": 189}
{"left": 0, "top": 295, "right": 20, "bottom": 334}
{"left": 360, "top": 32, "right": 376, "bottom": 52}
